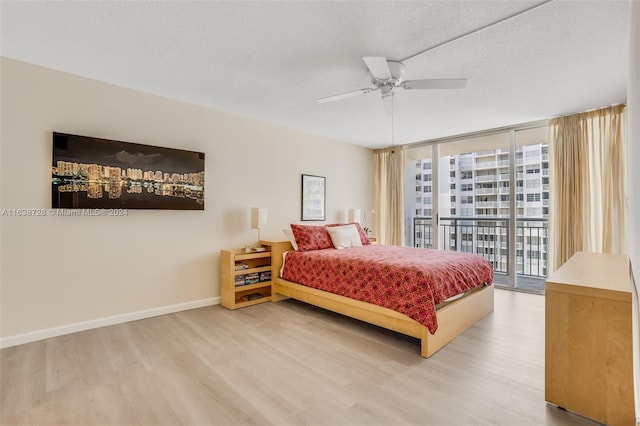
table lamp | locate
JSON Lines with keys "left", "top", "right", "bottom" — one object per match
{"left": 251, "top": 207, "right": 267, "bottom": 250}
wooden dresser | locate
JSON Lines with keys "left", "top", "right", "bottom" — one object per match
{"left": 545, "top": 252, "right": 634, "bottom": 426}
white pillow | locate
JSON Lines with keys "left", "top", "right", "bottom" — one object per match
{"left": 282, "top": 227, "right": 299, "bottom": 251}
{"left": 326, "top": 224, "right": 362, "bottom": 249}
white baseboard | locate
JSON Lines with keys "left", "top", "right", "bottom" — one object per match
{"left": 0, "top": 297, "right": 220, "bottom": 349}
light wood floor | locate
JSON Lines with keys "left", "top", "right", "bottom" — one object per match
{"left": 1, "top": 289, "right": 598, "bottom": 426}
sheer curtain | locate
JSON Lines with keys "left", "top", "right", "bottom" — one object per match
{"left": 549, "top": 104, "right": 626, "bottom": 272}
{"left": 374, "top": 147, "right": 405, "bottom": 246}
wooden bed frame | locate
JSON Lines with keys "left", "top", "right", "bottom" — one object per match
{"left": 262, "top": 240, "right": 494, "bottom": 358}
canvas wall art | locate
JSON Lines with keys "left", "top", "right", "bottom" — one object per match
{"left": 52, "top": 132, "right": 205, "bottom": 210}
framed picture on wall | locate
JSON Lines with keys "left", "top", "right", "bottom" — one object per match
{"left": 51, "top": 132, "right": 205, "bottom": 210}
{"left": 301, "top": 174, "right": 325, "bottom": 221}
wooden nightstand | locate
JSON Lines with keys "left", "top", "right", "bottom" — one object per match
{"left": 220, "top": 243, "right": 273, "bottom": 309}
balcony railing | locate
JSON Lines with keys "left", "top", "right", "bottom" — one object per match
{"left": 413, "top": 216, "right": 548, "bottom": 289}
{"left": 475, "top": 175, "right": 497, "bottom": 183}
{"left": 476, "top": 188, "right": 498, "bottom": 195}
{"left": 476, "top": 201, "right": 498, "bottom": 208}
{"left": 475, "top": 161, "right": 497, "bottom": 169}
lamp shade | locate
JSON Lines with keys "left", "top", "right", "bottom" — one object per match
{"left": 348, "top": 208, "right": 361, "bottom": 224}
{"left": 251, "top": 208, "right": 267, "bottom": 229}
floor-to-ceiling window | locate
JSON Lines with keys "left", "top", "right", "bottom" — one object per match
{"left": 405, "top": 122, "right": 548, "bottom": 293}
{"left": 514, "top": 127, "right": 549, "bottom": 291}
{"left": 405, "top": 145, "right": 434, "bottom": 249}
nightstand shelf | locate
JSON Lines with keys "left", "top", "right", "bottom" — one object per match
{"left": 220, "top": 244, "right": 274, "bottom": 310}
{"left": 236, "top": 265, "right": 271, "bottom": 275}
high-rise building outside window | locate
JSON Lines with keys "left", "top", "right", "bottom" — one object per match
{"left": 407, "top": 124, "right": 549, "bottom": 293}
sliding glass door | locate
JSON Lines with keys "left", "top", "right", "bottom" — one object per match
{"left": 514, "top": 127, "right": 549, "bottom": 291}
{"left": 405, "top": 122, "right": 549, "bottom": 293}
{"left": 405, "top": 145, "right": 434, "bottom": 249}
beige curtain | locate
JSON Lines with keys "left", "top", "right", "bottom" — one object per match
{"left": 374, "top": 147, "right": 405, "bottom": 246}
{"left": 549, "top": 105, "right": 626, "bottom": 272}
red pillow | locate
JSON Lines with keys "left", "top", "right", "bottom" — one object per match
{"left": 327, "top": 222, "right": 370, "bottom": 245}
{"left": 290, "top": 224, "right": 334, "bottom": 251}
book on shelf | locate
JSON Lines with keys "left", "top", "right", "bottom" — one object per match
{"left": 259, "top": 270, "right": 271, "bottom": 282}
{"left": 234, "top": 262, "right": 249, "bottom": 271}
{"left": 241, "top": 293, "right": 264, "bottom": 301}
{"left": 245, "top": 272, "right": 259, "bottom": 285}
{"left": 235, "top": 274, "right": 246, "bottom": 286}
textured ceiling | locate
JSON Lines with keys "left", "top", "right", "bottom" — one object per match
{"left": 0, "top": 1, "right": 630, "bottom": 149}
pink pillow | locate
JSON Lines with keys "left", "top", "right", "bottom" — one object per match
{"left": 290, "top": 224, "right": 334, "bottom": 251}
{"left": 327, "top": 222, "right": 371, "bottom": 245}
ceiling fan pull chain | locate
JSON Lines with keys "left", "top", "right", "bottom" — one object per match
{"left": 391, "top": 93, "right": 395, "bottom": 146}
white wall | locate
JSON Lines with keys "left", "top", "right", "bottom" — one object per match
{"left": 0, "top": 58, "right": 373, "bottom": 344}
{"left": 627, "top": 1, "right": 640, "bottom": 423}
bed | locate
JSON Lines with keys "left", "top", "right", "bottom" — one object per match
{"left": 264, "top": 236, "right": 494, "bottom": 358}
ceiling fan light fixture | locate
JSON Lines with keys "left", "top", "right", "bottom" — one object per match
{"left": 368, "top": 60, "right": 405, "bottom": 87}
{"left": 386, "top": 61, "right": 405, "bottom": 83}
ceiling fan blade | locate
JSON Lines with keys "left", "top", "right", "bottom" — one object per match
{"left": 316, "top": 88, "right": 377, "bottom": 103}
{"left": 363, "top": 57, "right": 391, "bottom": 80}
{"left": 402, "top": 79, "right": 467, "bottom": 90}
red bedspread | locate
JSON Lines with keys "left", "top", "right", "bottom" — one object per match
{"left": 281, "top": 245, "right": 493, "bottom": 334}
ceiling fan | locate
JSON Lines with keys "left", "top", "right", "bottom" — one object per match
{"left": 316, "top": 57, "right": 467, "bottom": 116}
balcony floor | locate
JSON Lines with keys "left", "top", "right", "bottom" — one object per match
{"left": 493, "top": 272, "right": 545, "bottom": 293}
